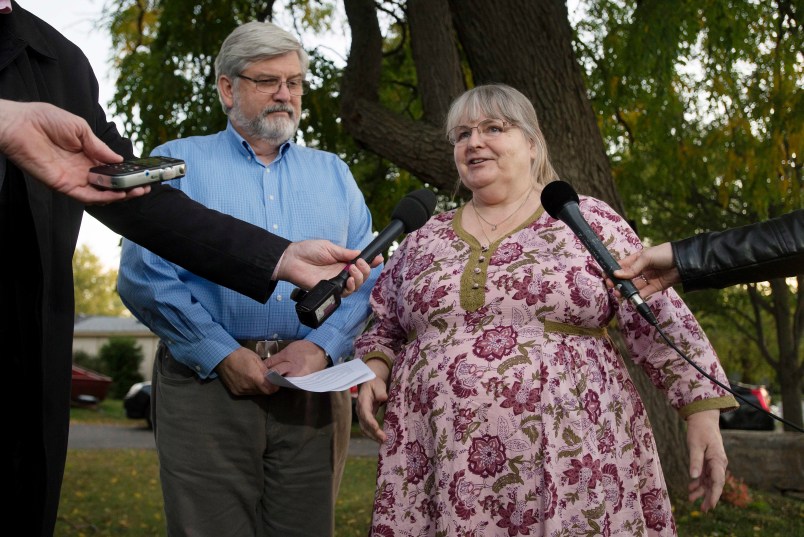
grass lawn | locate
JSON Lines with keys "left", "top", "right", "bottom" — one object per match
{"left": 60, "top": 401, "right": 803, "bottom": 536}
{"left": 70, "top": 399, "right": 127, "bottom": 424}
{"left": 56, "top": 450, "right": 378, "bottom": 537}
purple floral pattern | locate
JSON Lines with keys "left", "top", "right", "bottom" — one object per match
{"left": 473, "top": 325, "right": 518, "bottom": 361}
{"left": 467, "top": 434, "right": 508, "bottom": 478}
{"left": 354, "top": 197, "right": 733, "bottom": 536}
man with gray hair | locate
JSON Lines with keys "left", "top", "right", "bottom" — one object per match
{"left": 118, "top": 21, "right": 380, "bottom": 536}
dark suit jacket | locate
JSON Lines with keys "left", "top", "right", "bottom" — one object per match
{"left": 0, "top": 4, "right": 288, "bottom": 534}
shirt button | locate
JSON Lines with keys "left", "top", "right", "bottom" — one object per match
{"left": 478, "top": 257, "right": 485, "bottom": 263}
{"left": 194, "top": 365, "right": 201, "bottom": 372}
{"left": 474, "top": 267, "right": 481, "bottom": 274}
{"left": 273, "top": 224, "right": 279, "bottom": 229}
{"left": 272, "top": 333, "right": 279, "bottom": 339}
{"left": 472, "top": 283, "right": 480, "bottom": 289}
{"left": 269, "top": 195, "right": 274, "bottom": 200}
{"left": 276, "top": 295, "right": 283, "bottom": 301}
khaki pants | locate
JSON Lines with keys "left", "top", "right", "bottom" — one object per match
{"left": 152, "top": 345, "right": 351, "bottom": 537}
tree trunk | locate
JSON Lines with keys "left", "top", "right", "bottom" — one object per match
{"left": 340, "top": 0, "right": 690, "bottom": 500}
{"left": 407, "top": 0, "right": 466, "bottom": 124}
{"left": 448, "top": 0, "right": 621, "bottom": 208}
{"left": 769, "top": 278, "right": 804, "bottom": 430}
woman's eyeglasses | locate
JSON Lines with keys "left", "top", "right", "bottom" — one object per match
{"left": 447, "top": 119, "right": 514, "bottom": 146}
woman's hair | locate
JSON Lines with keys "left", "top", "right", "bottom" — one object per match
{"left": 214, "top": 21, "right": 309, "bottom": 113}
{"left": 445, "top": 84, "right": 559, "bottom": 187}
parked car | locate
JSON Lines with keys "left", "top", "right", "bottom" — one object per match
{"left": 719, "top": 381, "right": 775, "bottom": 431}
{"left": 71, "top": 364, "right": 112, "bottom": 406}
{"left": 123, "top": 381, "right": 152, "bottom": 429}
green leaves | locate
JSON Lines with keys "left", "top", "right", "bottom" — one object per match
{"left": 73, "top": 245, "right": 127, "bottom": 316}
{"left": 579, "top": 0, "right": 802, "bottom": 238}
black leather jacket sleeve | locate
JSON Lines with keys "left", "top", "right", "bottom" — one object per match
{"left": 672, "top": 210, "right": 804, "bottom": 291}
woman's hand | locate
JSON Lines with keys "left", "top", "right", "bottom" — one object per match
{"left": 356, "top": 359, "right": 391, "bottom": 443}
{"left": 686, "top": 409, "right": 729, "bottom": 512}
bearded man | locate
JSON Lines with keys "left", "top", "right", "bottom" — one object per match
{"left": 117, "top": 21, "right": 380, "bottom": 537}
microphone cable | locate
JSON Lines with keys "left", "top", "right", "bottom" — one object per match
{"left": 540, "top": 180, "right": 803, "bottom": 433}
{"left": 639, "top": 305, "right": 804, "bottom": 433}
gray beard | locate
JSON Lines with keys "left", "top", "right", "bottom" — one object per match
{"left": 231, "top": 103, "right": 299, "bottom": 146}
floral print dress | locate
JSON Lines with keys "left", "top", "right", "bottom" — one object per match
{"left": 354, "top": 197, "right": 736, "bottom": 537}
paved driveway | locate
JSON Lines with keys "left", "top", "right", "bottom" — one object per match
{"left": 68, "top": 423, "right": 380, "bottom": 457}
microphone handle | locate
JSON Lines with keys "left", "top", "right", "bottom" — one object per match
{"left": 560, "top": 206, "right": 658, "bottom": 326}
{"left": 324, "top": 218, "right": 405, "bottom": 290}
{"left": 327, "top": 269, "right": 350, "bottom": 288}
{"left": 355, "top": 219, "right": 405, "bottom": 264}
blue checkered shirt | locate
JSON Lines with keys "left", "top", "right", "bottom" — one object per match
{"left": 118, "top": 122, "right": 380, "bottom": 378}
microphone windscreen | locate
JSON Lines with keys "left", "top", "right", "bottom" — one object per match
{"left": 392, "top": 188, "right": 438, "bottom": 232}
{"left": 540, "top": 180, "right": 580, "bottom": 219}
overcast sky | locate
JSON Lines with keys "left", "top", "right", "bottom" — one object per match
{"left": 23, "top": 0, "right": 350, "bottom": 269}
{"left": 25, "top": 0, "right": 127, "bottom": 268}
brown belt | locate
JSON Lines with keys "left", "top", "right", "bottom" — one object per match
{"left": 237, "top": 339, "right": 296, "bottom": 359}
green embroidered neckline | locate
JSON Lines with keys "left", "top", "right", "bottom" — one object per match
{"left": 453, "top": 204, "right": 544, "bottom": 312}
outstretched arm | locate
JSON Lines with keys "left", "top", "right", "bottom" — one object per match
{"left": 613, "top": 211, "right": 804, "bottom": 296}
{"left": 0, "top": 100, "right": 148, "bottom": 204}
{"left": 275, "top": 240, "right": 380, "bottom": 297}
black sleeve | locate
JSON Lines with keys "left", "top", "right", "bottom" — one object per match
{"left": 87, "top": 184, "right": 290, "bottom": 303}
{"left": 674, "top": 210, "right": 804, "bottom": 291}
{"left": 85, "top": 104, "right": 289, "bottom": 304}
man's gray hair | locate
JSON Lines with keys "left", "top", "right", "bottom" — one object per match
{"left": 215, "top": 21, "right": 309, "bottom": 112}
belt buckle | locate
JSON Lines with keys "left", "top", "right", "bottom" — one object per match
{"left": 255, "top": 340, "right": 281, "bottom": 359}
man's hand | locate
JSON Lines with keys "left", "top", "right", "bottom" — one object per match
{"left": 609, "top": 243, "right": 680, "bottom": 299}
{"left": 276, "top": 240, "right": 381, "bottom": 297}
{"left": 686, "top": 410, "right": 729, "bottom": 512}
{"left": 0, "top": 100, "right": 150, "bottom": 204}
{"left": 262, "top": 340, "right": 329, "bottom": 394}
{"left": 214, "top": 347, "right": 274, "bottom": 396}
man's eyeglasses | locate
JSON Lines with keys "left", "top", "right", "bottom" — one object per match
{"left": 237, "top": 74, "right": 307, "bottom": 96}
{"left": 447, "top": 119, "right": 514, "bottom": 146}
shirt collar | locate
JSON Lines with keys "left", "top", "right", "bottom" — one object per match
{"left": 0, "top": 2, "right": 59, "bottom": 68}
{"left": 225, "top": 120, "right": 292, "bottom": 164}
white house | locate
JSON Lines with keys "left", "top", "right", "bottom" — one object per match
{"left": 72, "top": 315, "right": 159, "bottom": 380}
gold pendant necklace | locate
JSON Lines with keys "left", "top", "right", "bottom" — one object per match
{"left": 471, "top": 187, "right": 533, "bottom": 232}
{"left": 474, "top": 207, "right": 493, "bottom": 251}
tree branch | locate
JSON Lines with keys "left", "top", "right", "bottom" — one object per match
{"left": 407, "top": 0, "right": 466, "bottom": 125}
{"left": 746, "top": 286, "right": 779, "bottom": 368}
{"left": 341, "top": 0, "right": 456, "bottom": 188}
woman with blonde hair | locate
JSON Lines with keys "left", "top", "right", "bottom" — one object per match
{"left": 356, "top": 84, "right": 736, "bottom": 536}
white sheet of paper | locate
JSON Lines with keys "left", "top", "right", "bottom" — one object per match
{"left": 265, "top": 359, "right": 376, "bottom": 392}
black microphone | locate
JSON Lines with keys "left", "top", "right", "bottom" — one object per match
{"left": 292, "top": 188, "right": 437, "bottom": 328}
{"left": 541, "top": 181, "right": 658, "bottom": 326}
